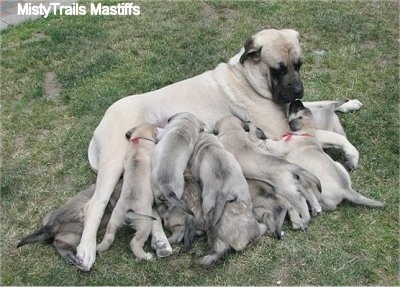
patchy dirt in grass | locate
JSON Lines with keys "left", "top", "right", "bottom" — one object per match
{"left": 43, "top": 71, "right": 62, "bottom": 101}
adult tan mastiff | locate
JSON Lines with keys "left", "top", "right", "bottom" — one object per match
{"left": 75, "top": 28, "right": 360, "bottom": 271}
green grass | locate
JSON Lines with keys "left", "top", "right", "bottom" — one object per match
{"left": 1, "top": 0, "right": 398, "bottom": 285}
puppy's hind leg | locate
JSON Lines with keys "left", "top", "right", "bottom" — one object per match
{"left": 150, "top": 209, "right": 172, "bottom": 257}
{"left": 129, "top": 219, "right": 154, "bottom": 261}
{"left": 96, "top": 208, "right": 125, "bottom": 252}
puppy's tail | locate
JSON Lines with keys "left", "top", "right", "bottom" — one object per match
{"left": 17, "top": 226, "right": 53, "bottom": 247}
{"left": 194, "top": 238, "right": 230, "bottom": 266}
{"left": 126, "top": 209, "right": 157, "bottom": 221}
{"left": 345, "top": 189, "right": 384, "bottom": 208}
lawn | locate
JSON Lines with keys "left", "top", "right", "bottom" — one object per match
{"left": 1, "top": 0, "right": 398, "bottom": 285}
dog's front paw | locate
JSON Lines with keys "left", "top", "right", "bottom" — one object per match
{"left": 336, "top": 99, "right": 363, "bottom": 113}
{"left": 152, "top": 240, "right": 172, "bottom": 258}
{"left": 345, "top": 147, "right": 359, "bottom": 170}
{"left": 75, "top": 242, "right": 96, "bottom": 272}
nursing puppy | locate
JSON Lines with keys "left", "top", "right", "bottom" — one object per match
{"left": 189, "top": 132, "right": 266, "bottom": 265}
{"left": 96, "top": 123, "right": 158, "bottom": 260}
{"left": 152, "top": 112, "right": 204, "bottom": 212}
{"left": 158, "top": 169, "right": 204, "bottom": 250}
{"left": 247, "top": 179, "right": 289, "bottom": 239}
{"left": 77, "top": 29, "right": 362, "bottom": 270}
{"left": 215, "top": 115, "right": 322, "bottom": 230}
{"left": 17, "top": 182, "right": 121, "bottom": 265}
{"left": 266, "top": 100, "right": 384, "bottom": 210}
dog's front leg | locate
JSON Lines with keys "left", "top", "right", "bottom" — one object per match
{"left": 75, "top": 160, "right": 124, "bottom": 271}
{"left": 314, "top": 130, "right": 359, "bottom": 169}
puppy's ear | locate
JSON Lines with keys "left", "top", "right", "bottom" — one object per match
{"left": 125, "top": 128, "right": 136, "bottom": 140}
{"left": 240, "top": 38, "right": 262, "bottom": 64}
{"left": 255, "top": 127, "right": 267, "bottom": 140}
{"left": 242, "top": 121, "right": 250, "bottom": 132}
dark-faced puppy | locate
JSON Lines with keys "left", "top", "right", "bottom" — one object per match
{"left": 158, "top": 168, "right": 204, "bottom": 249}
{"left": 266, "top": 100, "right": 384, "bottom": 211}
{"left": 17, "top": 182, "right": 121, "bottom": 265}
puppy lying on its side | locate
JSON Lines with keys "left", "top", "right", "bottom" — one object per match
{"left": 215, "top": 115, "right": 322, "bottom": 230}
{"left": 97, "top": 123, "right": 158, "bottom": 260}
{"left": 265, "top": 100, "right": 384, "bottom": 210}
{"left": 189, "top": 132, "right": 266, "bottom": 265}
{"left": 151, "top": 112, "right": 205, "bottom": 214}
{"left": 17, "top": 182, "right": 121, "bottom": 265}
{"left": 247, "top": 179, "right": 289, "bottom": 239}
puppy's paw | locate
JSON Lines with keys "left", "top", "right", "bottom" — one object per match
{"left": 335, "top": 99, "right": 363, "bottom": 113}
{"left": 345, "top": 150, "right": 359, "bottom": 170}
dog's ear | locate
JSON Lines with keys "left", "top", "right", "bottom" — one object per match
{"left": 242, "top": 120, "right": 250, "bottom": 132}
{"left": 255, "top": 127, "right": 267, "bottom": 140}
{"left": 239, "top": 38, "right": 262, "bottom": 64}
{"left": 125, "top": 127, "right": 136, "bottom": 140}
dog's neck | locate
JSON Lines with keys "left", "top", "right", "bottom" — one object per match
{"left": 130, "top": 137, "right": 156, "bottom": 144}
{"left": 281, "top": 132, "right": 312, "bottom": 142}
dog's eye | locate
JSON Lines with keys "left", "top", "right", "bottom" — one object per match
{"left": 270, "top": 67, "right": 282, "bottom": 78}
{"left": 294, "top": 61, "right": 303, "bottom": 71}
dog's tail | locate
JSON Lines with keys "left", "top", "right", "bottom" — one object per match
{"left": 17, "top": 226, "right": 53, "bottom": 247}
{"left": 125, "top": 209, "right": 157, "bottom": 222}
{"left": 345, "top": 189, "right": 384, "bottom": 208}
{"left": 194, "top": 238, "right": 230, "bottom": 266}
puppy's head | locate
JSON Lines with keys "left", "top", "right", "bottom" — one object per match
{"left": 236, "top": 29, "right": 304, "bottom": 103}
{"left": 247, "top": 122, "right": 267, "bottom": 143}
{"left": 125, "top": 123, "right": 158, "bottom": 143}
{"left": 213, "top": 115, "right": 248, "bottom": 135}
{"left": 288, "top": 100, "right": 314, "bottom": 132}
{"left": 167, "top": 112, "right": 206, "bottom": 132}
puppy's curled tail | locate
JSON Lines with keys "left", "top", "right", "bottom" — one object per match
{"left": 346, "top": 189, "right": 384, "bottom": 208}
{"left": 17, "top": 226, "right": 53, "bottom": 248}
{"left": 194, "top": 238, "right": 230, "bottom": 266}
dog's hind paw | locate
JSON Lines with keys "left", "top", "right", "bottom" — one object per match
{"left": 335, "top": 99, "right": 363, "bottom": 113}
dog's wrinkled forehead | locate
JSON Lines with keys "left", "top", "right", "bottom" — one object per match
{"left": 253, "top": 29, "right": 302, "bottom": 66}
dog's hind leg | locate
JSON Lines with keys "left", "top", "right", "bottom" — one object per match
{"left": 129, "top": 220, "right": 154, "bottom": 261}
{"left": 150, "top": 209, "right": 172, "bottom": 257}
{"left": 96, "top": 207, "right": 125, "bottom": 252}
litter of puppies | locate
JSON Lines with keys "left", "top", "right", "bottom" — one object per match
{"left": 17, "top": 102, "right": 384, "bottom": 268}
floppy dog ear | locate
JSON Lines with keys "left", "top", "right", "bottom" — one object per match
{"left": 242, "top": 121, "right": 250, "bottom": 132}
{"left": 240, "top": 38, "right": 262, "bottom": 64}
{"left": 255, "top": 127, "right": 267, "bottom": 140}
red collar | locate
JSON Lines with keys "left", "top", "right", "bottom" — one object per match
{"left": 282, "top": 132, "right": 311, "bottom": 142}
{"left": 130, "top": 137, "right": 155, "bottom": 144}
